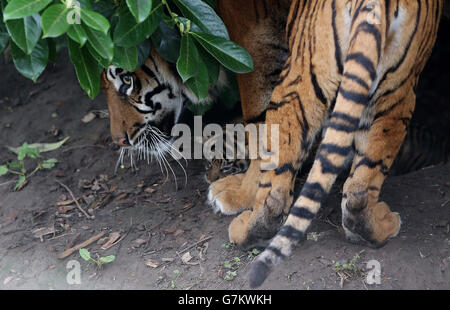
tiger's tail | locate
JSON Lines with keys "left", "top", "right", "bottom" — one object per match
{"left": 249, "top": 1, "right": 387, "bottom": 288}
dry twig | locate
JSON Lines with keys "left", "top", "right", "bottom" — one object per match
{"left": 55, "top": 180, "right": 94, "bottom": 219}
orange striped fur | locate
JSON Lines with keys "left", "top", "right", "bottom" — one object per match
{"left": 207, "top": 0, "right": 444, "bottom": 288}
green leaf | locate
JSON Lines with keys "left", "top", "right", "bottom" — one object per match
{"left": 126, "top": 0, "right": 152, "bottom": 23}
{"left": 79, "top": 248, "right": 91, "bottom": 261}
{"left": 41, "top": 158, "right": 57, "bottom": 169}
{"left": 7, "top": 162, "right": 21, "bottom": 169}
{"left": 112, "top": 45, "right": 138, "bottom": 72}
{"left": 67, "top": 24, "right": 87, "bottom": 47}
{"left": 177, "top": 34, "right": 199, "bottom": 83}
{"left": 0, "top": 22, "right": 9, "bottom": 54}
{"left": 0, "top": 165, "right": 8, "bottom": 176}
{"left": 113, "top": 3, "right": 162, "bottom": 48}
{"left": 185, "top": 54, "right": 209, "bottom": 100}
{"left": 68, "top": 39, "right": 100, "bottom": 99}
{"left": 10, "top": 39, "right": 48, "bottom": 82}
{"left": 83, "top": 24, "right": 114, "bottom": 61}
{"left": 41, "top": 4, "right": 71, "bottom": 38}
{"left": 86, "top": 42, "right": 109, "bottom": 69}
{"left": 17, "top": 142, "right": 28, "bottom": 161}
{"left": 25, "top": 147, "right": 40, "bottom": 159}
{"left": 190, "top": 32, "right": 253, "bottom": 74}
{"left": 8, "top": 137, "right": 70, "bottom": 155}
{"left": 172, "top": 0, "right": 228, "bottom": 39}
{"left": 80, "top": 8, "right": 110, "bottom": 34}
{"left": 197, "top": 44, "right": 219, "bottom": 85}
{"left": 99, "top": 255, "right": 115, "bottom": 264}
{"left": 151, "top": 20, "right": 180, "bottom": 63}
{"left": 14, "top": 175, "right": 26, "bottom": 191}
{"left": 5, "top": 14, "right": 41, "bottom": 55}
{"left": 3, "top": 0, "right": 52, "bottom": 21}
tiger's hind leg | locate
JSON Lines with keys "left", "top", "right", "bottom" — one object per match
{"left": 227, "top": 86, "right": 327, "bottom": 246}
{"left": 342, "top": 90, "right": 417, "bottom": 247}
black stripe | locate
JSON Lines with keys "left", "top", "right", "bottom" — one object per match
{"left": 375, "top": 1, "right": 421, "bottom": 90}
{"left": 287, "top": 0, "right": 301, "bottom": 41}
{"left": 316, "top": 153, "right": 342, "bottom": 174}
{"left": 132, "top": 105, "right": 156, "bottom": 115}
{"left": 345, "top": 52, "right": 377, "bottom": 81}
{"left": 119, "top": 84, "right": 131, "bottom": 96}
{"left": 275, "top": 163, "right": 297, "bottom": 175}
{"left": 355, "top": 156, "right": 389, "bottom": 174}
{"left": 339, "top": 88, "right": 368, "bottom": 105}
{"left": 330, "top": 112, "right": 360, "bottom": 127}
{"left": 245, "top": 110, "right": 267, "bottom": 124}
{"left": 331, "top": 0, "right": 344, "bottom": 74}
{"left": 310, "top": 63, "right": 327, "bottom": 105}
{"left": 259, "top": 182, "right": 272, "bottom": 188}
{"left": 319, "top": 143, "right": 353, "bottom": 156}
{"left": 356, "top": 22, "right": 382, "bottom": 59}
{"left": 144, "top": 84, "right": 167, "bottom": 104}
{"left": 278, "top": 225, "right": 304, "bottom": 242}
{"left": 141, "top": 64, "right": 162, "bottom": 86}
{"left": 290, "top": 206, "right": 316, "bottom": 219}
{"left": 301, "top": 182, "right": 327, "bottom": 203}
{"left": 327, "top": 121, "right": 357, "bottom": 133}
{"left": 343, "top": 72, "right": 370, "bottom": 90}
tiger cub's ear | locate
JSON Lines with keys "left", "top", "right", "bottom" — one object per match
{"left": 100, "top": 71, "right": 110, "bottom": 90}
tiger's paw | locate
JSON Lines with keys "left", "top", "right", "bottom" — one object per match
{"left": 207, "top": 173, "right": 255, "bottom": 215}
{"left": 228, "top": 209, "right": 285, "bottom": 249}
{"left": 227, "top": 186, "right": 291, "bottom": 247}
{"left": 342, "top": 200, "right": 401, "bottom": 248}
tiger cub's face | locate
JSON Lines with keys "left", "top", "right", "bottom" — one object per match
{"left": 101, "top": 49, "right": 189, "bottom": 154}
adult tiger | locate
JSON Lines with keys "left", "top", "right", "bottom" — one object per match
{"left": 208, "top": 0, "right": 444, "bottom": 288}
{"left": 101, "top": 0, "right": 444, "bottom": 288}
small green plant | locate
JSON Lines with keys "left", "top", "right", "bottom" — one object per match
{"left": 224, "top": 270, "right": 237, "bottom": 281}
{"left": 221, "top": 241, "right": 235, "bottom": 249}
{"left": 247, "top": 248, "right": 261, "bottom": 260}
{"left": 0, "top": 137, "right": 68, "bottom": 190}
{"left": 333, "top": 251, "right": 365, "bottom": 287}
{"left": 334, "top": 252, "right": 362, "bottom": 273}
{"left": 222, "top": 256, "right": 242, "bottom": 281}
{"left": 171, "top": 269, "right": 181, "bottom": 289}
{"left": 79, "top": 248, "right": 115, "bottom": 268}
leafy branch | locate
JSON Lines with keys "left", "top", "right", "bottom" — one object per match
{"left": 0, "top": 0, "right": 253, "bottom": 105}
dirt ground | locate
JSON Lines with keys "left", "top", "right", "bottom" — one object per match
{"left": 0, "top": 22, "right": 449, "bottom": 291}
